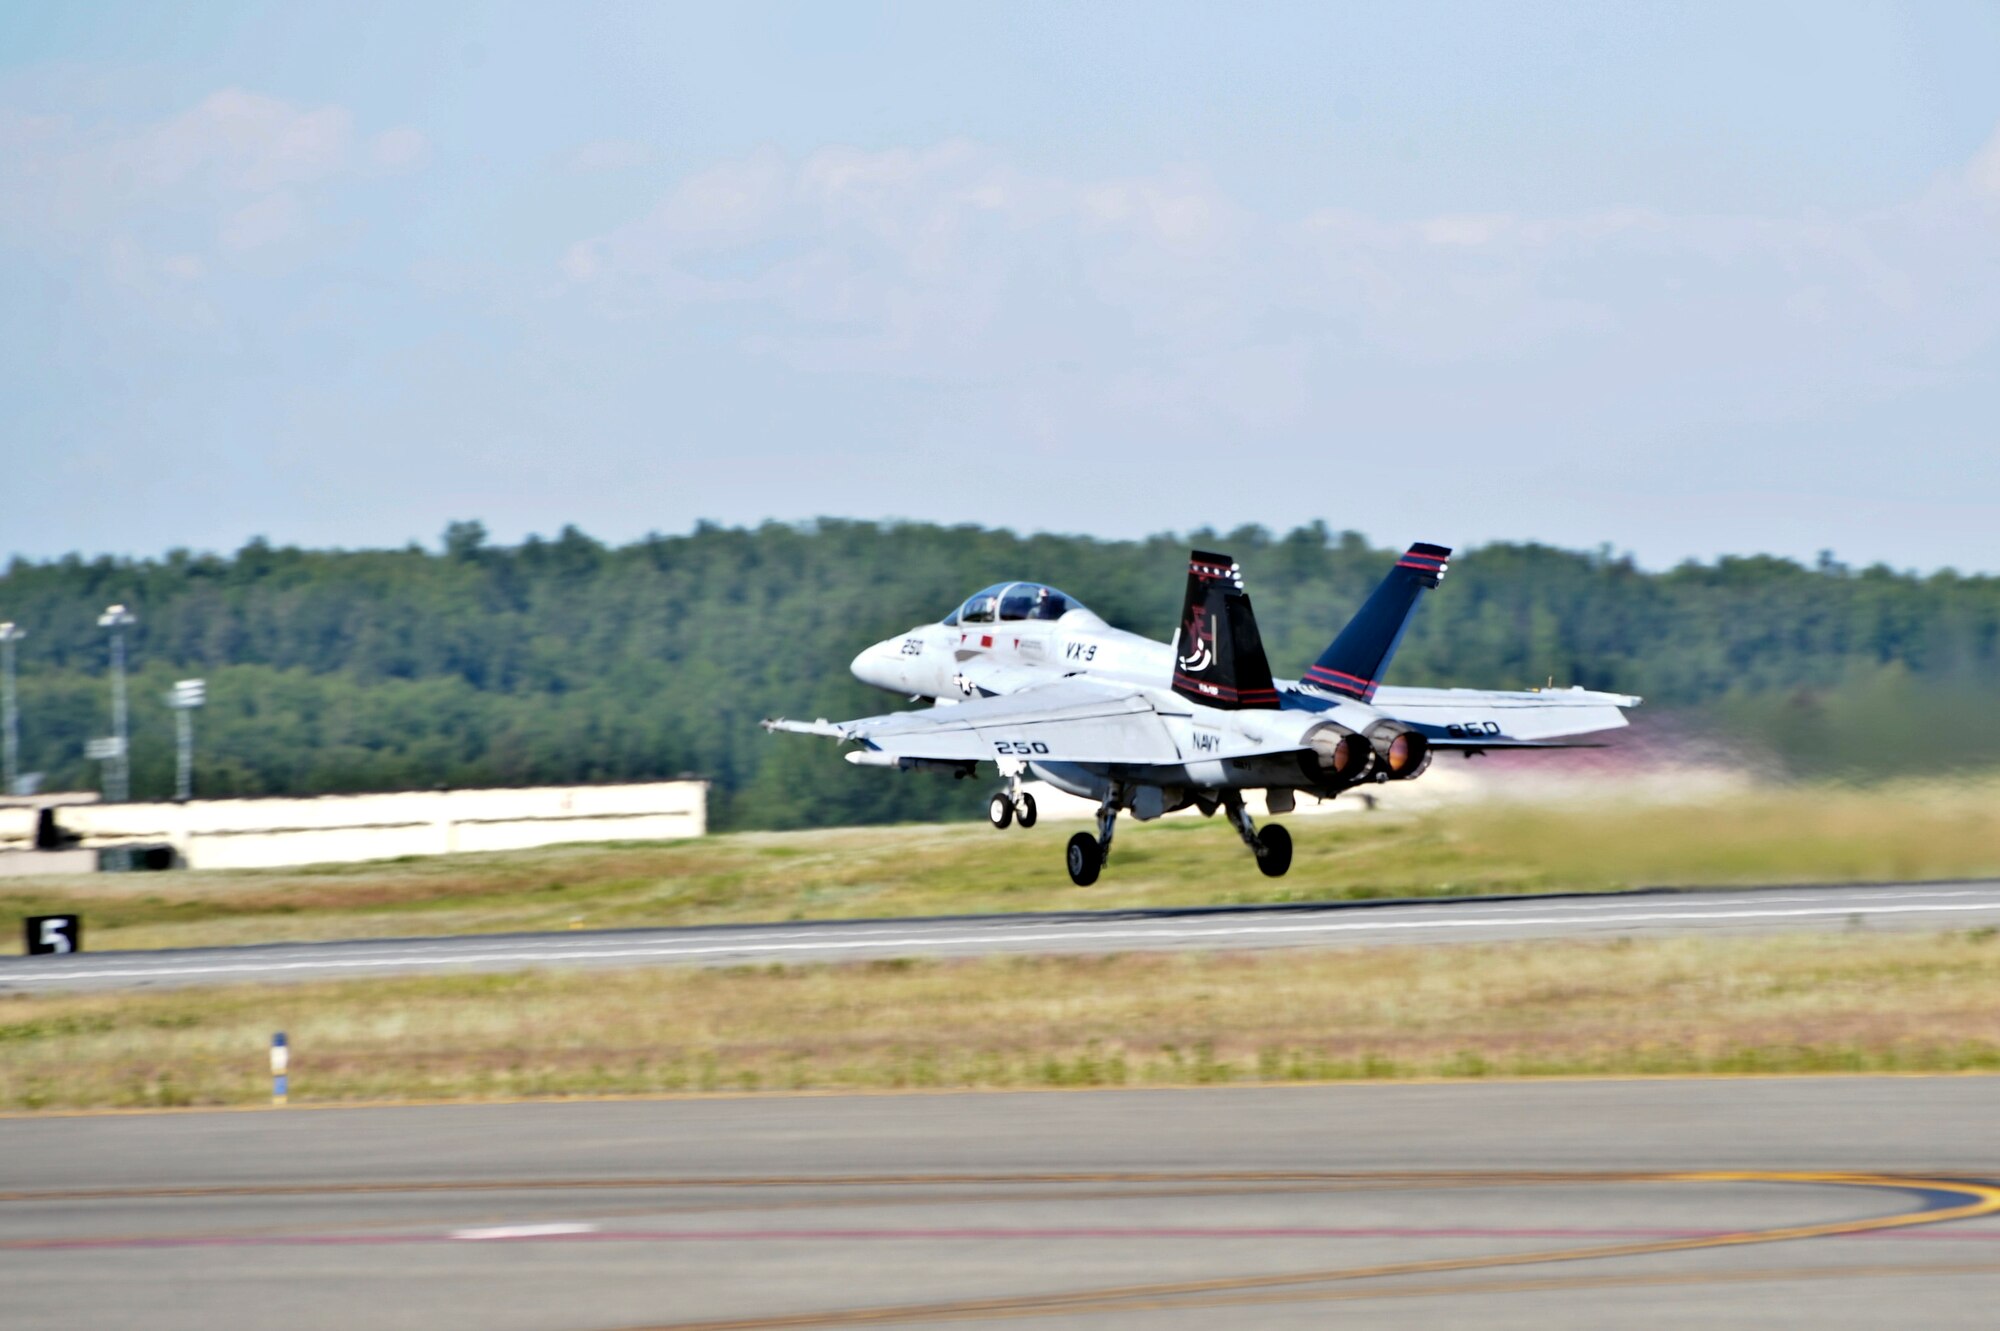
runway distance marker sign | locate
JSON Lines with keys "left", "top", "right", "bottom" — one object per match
{"left": 23, "top": 915, "right": 80, "bottom": 955}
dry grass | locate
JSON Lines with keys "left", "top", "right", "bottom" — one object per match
{"left": 4, "top": 778, "right": 2000, "bottom": 953}
{"left": 7, "top": 929, "right": 2000, "bottom": 1110}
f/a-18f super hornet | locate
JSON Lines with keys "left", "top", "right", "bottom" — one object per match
{"left": 766, "top": 545, "right": 1638, "bottom": 885}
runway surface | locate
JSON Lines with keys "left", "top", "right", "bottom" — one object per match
{"left": 6, "top": 878, "right": 2000, "bottom": 993}
{"left": 7, "top": 1077, "right": 2000, "bottom": 1328}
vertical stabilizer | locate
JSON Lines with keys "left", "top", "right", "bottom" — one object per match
{"left": 1172, "top": 551, "right": 1280, "bottom": 710}
{"left": 1301, "top": 543, "right": 1451, "bottom": 701}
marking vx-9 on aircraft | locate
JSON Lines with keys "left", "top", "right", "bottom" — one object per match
{"left": 766, "top": 544, "right": 1638, "bottom": 885}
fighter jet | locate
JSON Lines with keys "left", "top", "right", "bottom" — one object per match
{"left": 766, "top": 545, "right": 1638, "bottom": 885}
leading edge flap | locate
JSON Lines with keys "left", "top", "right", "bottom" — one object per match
{"left": 1171, "top": 550, "right": 1280, "bottom": 710}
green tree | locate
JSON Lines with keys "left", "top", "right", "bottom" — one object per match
{"left": 2, "top": 521, "right": 1996, "bottom": 823}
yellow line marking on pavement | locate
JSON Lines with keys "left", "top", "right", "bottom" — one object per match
{"left": 623, "top": 1172, "right": 2000, "bottom": 1328}
{"left": 994, "top": 1257, "right": 2000, "bottom": 1315}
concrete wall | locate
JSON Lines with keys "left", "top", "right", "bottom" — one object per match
{"left": 0, "top": 782, "right": 706, "bottom": 871}
{"left": 0, "top": 848, "right": 95, "bottom": 878}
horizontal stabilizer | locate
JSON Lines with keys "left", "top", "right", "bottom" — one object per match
{"left": 1367, "top": 684, "right": 1639, "bottom": 744}
{"left": 1427, "top": 738, "right": 1607, "bottom": 750}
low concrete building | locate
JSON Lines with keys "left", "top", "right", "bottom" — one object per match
{"left": 0, "top": 781, "right": 707, "bottom": 872}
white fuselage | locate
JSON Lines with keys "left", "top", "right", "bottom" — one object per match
{"left": 849, "top": 609, "right": 1390, "bottom": 810}
{"left": 852, "top": 608, "right": 1168, "bottom": 701}
{"left": 846, "top": 603, "right": 1636, "bottom": 818}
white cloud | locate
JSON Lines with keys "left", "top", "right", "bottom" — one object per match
{"left": 160, "top": 252, "right": 206, "bottom": 282}
{"left": 0, "top": 89, "right": 426, "bottom": 272}
{"left": 111, "top": 89, "right": 355, "bottom": 199}
{"left": 558, "top": 138, "right": 654, "bottom": 173}
{"left": 559, "top": 130, "right": 2000, "bottom": 443}
{"left": 1957, "top": 123, "right": 2000, "bottom": 200}
{"left": 218, "top": 190, "right": 303, "bottom": 251}
{"left": 656, "top": 147, "right": 792, "bottom": 242}
{"left": 370, "top": 126, "right": 429, "bottom": 171}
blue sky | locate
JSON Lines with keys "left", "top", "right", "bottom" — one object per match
{"left": 3, "top": 2, "right": 1998, "bottom": 570}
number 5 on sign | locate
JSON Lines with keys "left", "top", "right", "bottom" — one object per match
{"left": 25, "top": 915, "right": 80, "bottom": 954}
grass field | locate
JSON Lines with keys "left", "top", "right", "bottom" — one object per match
{"left": 7, "top": 930, "right": 2000, "bottom": 1110}
{"left": 4, "top": 778, "right": 1999, "bottom": 953}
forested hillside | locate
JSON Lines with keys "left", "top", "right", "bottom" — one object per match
{"left": 3, "top": 520, "right": 1997, "bottom": 827}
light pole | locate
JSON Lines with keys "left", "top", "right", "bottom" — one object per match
{"left": 167, "top": 678, "right": 205, "bottom": 802}
{"left": 97, "top": 604, "right": 136, "bottom": 802}
{"left": 0, "top": 622, "right": 22, "bottom": 796}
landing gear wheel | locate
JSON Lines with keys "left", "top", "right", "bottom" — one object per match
{"left": 1014, "top": 792, "right": 1038, "bottom": 829}
{"left": 1065, "top": 832, "right": 1102, "bottom": 886}
{"left": 1254, "top": 823, "right": 1293, "bottom": 878}
{"left": 987, "top": 793, "right": 1014, "bottom": 830}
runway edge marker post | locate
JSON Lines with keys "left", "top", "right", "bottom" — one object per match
{"left": 271, "top": 1032, "right": 288, "bottom": 1106}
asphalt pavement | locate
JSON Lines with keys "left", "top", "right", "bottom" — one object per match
{"left": 6, "top": 1077, "right": 2000, "bottom": 1328}
{"left": 6, "top": 878, "right": 2000, "bottom": 992}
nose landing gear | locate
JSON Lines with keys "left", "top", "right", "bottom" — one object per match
{"left": 987, "top": 787, "right": 1039, "bottom": 830}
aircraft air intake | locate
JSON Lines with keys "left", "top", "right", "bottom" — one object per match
{"left": 1170, "top": 550, "right": 1281, "bottom": 711}
{"left": 1302, "top": 542, "right": 1451, "bottom": 701}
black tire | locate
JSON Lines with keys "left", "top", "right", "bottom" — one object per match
{"left": 1014, "top": 792, "right": 1038, "bottom": 829}
{"left": 1255, "top": 823, "right": 1293, "bottom": 878}
{"left": 1065, "top": 832, "right": 1102, "bottom": 886}
{"left": 987, "top": 793, "right": 1014, "bottom": 830}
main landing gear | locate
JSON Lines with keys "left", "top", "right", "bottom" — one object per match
{"left": 1038, "top": 786, "right": 1291, "bottom": 886}
{"left": 1224, "top": 794, "right": 1292, "bottom": 879}
{"left": 987, "top": 788, "right": 1038, "bottom": 830}
{"left": 1063, "top": 791, "right": 1120, "bottom": 887}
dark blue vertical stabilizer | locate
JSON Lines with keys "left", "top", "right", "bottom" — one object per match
{"left": 1301, "top": 543, "right": 1451, "bottom": 701}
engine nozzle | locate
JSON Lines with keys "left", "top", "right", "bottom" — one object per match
{"left": 1367, "top": 724, "right": 1431, "bottom": 780}
{"left": 1298, "top": 723, "right": 1371, "bottom": 789}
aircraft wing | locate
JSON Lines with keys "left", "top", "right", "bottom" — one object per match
{"left": 764, "top": 679, "right": 1184, "bottom": 765}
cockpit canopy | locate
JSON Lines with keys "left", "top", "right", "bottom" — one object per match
{"left": 945, "top": 582, "right": 1086, "bottom": 626}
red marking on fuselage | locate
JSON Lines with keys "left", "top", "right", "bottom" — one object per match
{"left": 1173, "top": 672, "right": 1278, "bottom": 705}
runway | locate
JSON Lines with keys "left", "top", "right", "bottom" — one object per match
{"left": 7, "top": 1077, "right": 2000, "bottom": 1328}
{"left": 6, "top": 878, "right": 2000, "bottom": 992}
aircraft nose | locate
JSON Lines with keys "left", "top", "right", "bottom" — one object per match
{"left": 850, "top": 637, "right": 905, "bottom": 691}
